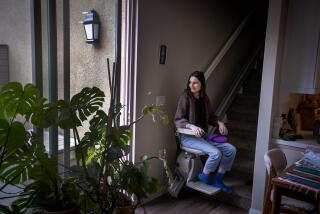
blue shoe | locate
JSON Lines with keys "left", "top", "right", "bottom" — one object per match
{"left": 212, "top": 172, "right": 232, "bottom": 193}
{"left": 212, "top": 179, "right": 232, "bottom": 193}
{"left": 198, "top": 172, "right": 212, "bottom": 184}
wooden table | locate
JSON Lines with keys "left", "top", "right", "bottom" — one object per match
{"left": 271, "top": 165, "right": 320, "bottom": 214}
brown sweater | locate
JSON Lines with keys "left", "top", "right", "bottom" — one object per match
{"left": 174, "top": 90, "right": 219, "bottom": 132}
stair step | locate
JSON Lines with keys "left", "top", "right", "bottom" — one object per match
{"left": 228, "top": 129, "right": 257, "bottom": 141}
{"left": 210, "top": 171, "right": 252, "bottom": 210}
{"left": 227, "top": 108, "right": 259, "bottom": 123}
{"left": 232, "top": 94, "right": 260, "bottom": 107}
{"left": 242, "top": 81, "right": 262, "bottom": 95}
{"left": 232, "top": 157, "right": 254, "bottom": 175}
{"left": 229, "top": 136, "right": 256, "bottom": 146}
{"left": 230, "top": 138, "right": 256, "bottom": 160}
{"left": 227, "top": 120, "right": 257, "bottom": 134}
{"left": 236, "top": 148, "right": 256, "bottom": 161}
{"left": 205, "top": 62, "right": 262, "bottom": 211}
{"left": 228, "top": 105, "right": 259, "bottom": 115}
{"left": 245, "top": 69, "right": 262, "bottom": 81}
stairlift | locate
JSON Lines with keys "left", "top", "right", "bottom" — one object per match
{"left": 175, "top": 128, "right": 221, "bottom": 195}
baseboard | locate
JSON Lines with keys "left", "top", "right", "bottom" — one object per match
{"left": 249, "top": 208, "right": 261, "bottom": 214}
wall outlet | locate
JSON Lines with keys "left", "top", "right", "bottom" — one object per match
{"left": 156, "top": 96, "right": 165, "bottom": 106}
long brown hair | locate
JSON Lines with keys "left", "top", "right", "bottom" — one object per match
{"left": 186, "top": 71, "right": 206, "bottom": 98}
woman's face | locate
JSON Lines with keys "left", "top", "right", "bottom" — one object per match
{"left": 188, "top": 76, "right": 201, "bottom": 94}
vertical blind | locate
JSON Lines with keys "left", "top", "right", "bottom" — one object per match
{"left": 0, "top": 45, "right": 9, "bottom": 84}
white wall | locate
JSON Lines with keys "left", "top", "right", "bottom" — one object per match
{"left": 135, "top": 0, "right": 255, "bottom": 195}
{"left": 250, "top": 0, "right": 287, "bottom": 212}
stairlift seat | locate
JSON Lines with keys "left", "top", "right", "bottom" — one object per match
{"left": 180, "top": 145, "right": 206, "bottom": 155}
{"left": 176, "top": 128, "right": 206, "bottom": 155}
{"left": 175, "top": 128, "right": 221, "bottom": 195}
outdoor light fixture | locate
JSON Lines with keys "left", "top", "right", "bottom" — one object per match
{"left": 83, "top": 9, "right": 100, "bottom": 44}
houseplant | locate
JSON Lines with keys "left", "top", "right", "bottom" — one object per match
{"left": 55, "top": 86, "right": 168, "bottom": 213}
{"left": 0, "top": 82, "right": 81, "bottom": 213}
{"left": 52, "top": 60, "right": 169, "bottom": 213}
{"left": 0, "top": 60, "right": 169, "bottom": 213}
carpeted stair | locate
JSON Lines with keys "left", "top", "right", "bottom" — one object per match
{"left": 210, "top": 62, "right": 262, "bottom": 210}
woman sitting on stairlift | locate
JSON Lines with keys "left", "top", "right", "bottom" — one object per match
{"left": 174, "top": 71, "right": 236, "bottom": 193}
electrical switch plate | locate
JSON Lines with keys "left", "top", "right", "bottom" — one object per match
{"left": 156, "top": 96, "right": 165, "bottom": 106}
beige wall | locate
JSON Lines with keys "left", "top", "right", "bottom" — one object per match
{"left": 206, "top": 4, "right": 267, "bottom": 110}
{"left": 0, "top": 0, "right": 115, "bottom": 137}
{"left": 0, "top": 0, "right": 115, "bottom": 101}
{"left": 0, "top": 0, "right": 32, "bottom": 84}
{"left": 69, "top": 0, "right": 115, "bottom": 100}
{"left": 134, "top": 0, "right": 255, "bottom": 196}
{"left": 62, "top": 0, "right": 115, "bottom": 134}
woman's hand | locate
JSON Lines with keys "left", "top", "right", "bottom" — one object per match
{"left": 218, "top": 121, "right": 228, "bottom": 135}
{"left": 188, "top": 124, "right": 205, "bottom": 137}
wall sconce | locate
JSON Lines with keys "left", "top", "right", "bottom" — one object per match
{"left": 82, "top": 9, "right": 100, "bottom": 44}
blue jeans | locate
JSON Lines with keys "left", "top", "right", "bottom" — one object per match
{"left": 180, "top": 134, "right": 236, "bottom": 172}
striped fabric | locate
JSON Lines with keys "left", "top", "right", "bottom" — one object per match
{"left": 278, "top": 166, "right": 320, "bottom": 195}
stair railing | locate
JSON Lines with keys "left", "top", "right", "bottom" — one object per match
{"left": 215, "top": 42, "right": 264, "bottom": 119}
{"left": 204, "top": 9, "right": 254, "bottom": 80}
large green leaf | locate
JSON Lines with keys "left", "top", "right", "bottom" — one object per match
{"left": 0, "top": 146, "right": 36, "bottom": 184}
{"left": 0, "top": 82, "right": 54, "bottom": 128}
{"left": 0, "top": 139, "right": 49, "bottom": 186}
{"left": 5, "top": 122, "right": 27, "bottom": 152}
{"left": 0, "top": 100, "right": 5, "bottom": 119}
{"left": 89, "top": 110, "right": 108, "bottom": 131}
{"left": 70, "top": 87, "right": 105, "bottom": 122}
{"left": 75, "top": 128, "right": 104, "bottom": 162}
{"left": 30, "top": 150, "right": 58, "bottom": 183}
{"left": 0, "top": 205, "right": 11, "bottom": 214}
{"left": 0, "top": 82, "right": 40, "bottom": 119}
{"left": 109, "top": 125, "right": 131, "bottom": 146}
{"left": 0, "top": 204, "right": 26, "bottom": 214}
{"left": 56, "top": 100, "right": 78, "bottom": 129}
{"left": 31, "top": 99, "right": 57, "bottom": 128}
{"left": 0, "top": 122, "right": 36, "bottom": 186}
{"left": 0, "top": 119, "right": 9, "bottom": 149}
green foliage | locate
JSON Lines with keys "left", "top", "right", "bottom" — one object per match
{"left": 0, "top": 82, "right": 37, "bottom": 118}
{"left": 62, "top": 84, "right": 169, "bottom": 212}
{"left": 0, "top": 82, "right": 81, "bottom": 212}
{"left": 119, "top": 157, "right": 159, "bottom": 200}
{"left": 142, "top": 104, "right": 169, "bottom": 125}
{"left": 0, "top": 76, "right": 169, "bottom": 213}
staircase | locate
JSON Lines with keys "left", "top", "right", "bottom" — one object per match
{"left": 210, "top": 59, "right": 263, "bottom": 210}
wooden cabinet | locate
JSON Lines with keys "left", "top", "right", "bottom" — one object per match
{"left": 281, "top": 0, "right": 320, "bottom": 94}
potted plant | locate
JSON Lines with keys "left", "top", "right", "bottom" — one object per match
{"left": 53, "top": 60, "right": 169, "bottom": 213}
{"left": 0, "top": 82, "right": 81, "bottom": 213}
{"left": 0, "top": 59, "right": 169, "bottom": 213}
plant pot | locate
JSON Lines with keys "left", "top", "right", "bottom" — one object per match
{"left": 44, "top": 207, "right": 80, "bottom": 214}
{"left": 112, "top": 205, "right": 134, "bottom": 214}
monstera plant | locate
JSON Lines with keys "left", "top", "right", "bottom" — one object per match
{"left": 0, "top": 82, "right": 81, "bottom": 213}
{"left": 0, "top": 60, "right": 169, "bottom": 214}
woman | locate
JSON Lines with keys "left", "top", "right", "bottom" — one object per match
{"left": 174, "top": 71, "right": 236, "bottom": 193}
